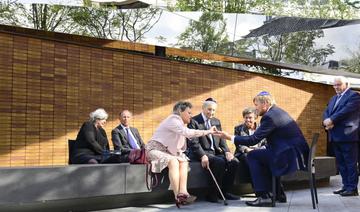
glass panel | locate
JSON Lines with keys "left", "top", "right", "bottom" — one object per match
{"left": 1, "top": 2, "right": 360, "bottom": 84}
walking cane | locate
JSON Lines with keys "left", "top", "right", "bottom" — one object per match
{"left": 208, "top": 167, "right": 228, "bottom": 205}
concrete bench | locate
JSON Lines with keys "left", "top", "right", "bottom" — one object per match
{"left": 0, "top": 156, "right": 336, "bottom": 211}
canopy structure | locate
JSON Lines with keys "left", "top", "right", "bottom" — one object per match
{"left": 2, "top": 1, "right": 360, "bottom": 87}
{"left": 245, "top": 16, "right": 360, "bottom": 37}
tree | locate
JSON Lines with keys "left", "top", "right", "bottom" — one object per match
{"left": 70, "top": 7, "right": 162, "bottom": 41}
{"left": 177, "top": 12, "right": 229, "bottom": 54}
{"left": 174, "top": 0, "right": 280, "bottom": 13}
{"left": 70, "top": 6, "right": 113, "bottom": 38}
{"left": 242, "top": 30, "right": 335, "bottom": 75}
{"left": 0, "top": 3, "right": 75, "bottom": 33}
{"left": 174, "top": 0, "right": 359, "bottom": 19}
{"left": 24, "top": 4, "right": 74, "bottom": 32}
{"left": 345, "top": 0, "right": 360, "bottom": 9}
{"left": 113, "top": 8, "right": 162, "bottom": 42}
{"left": 0, "top": 1, "right": 22, "bottom": 25}
{"left": 341, "top": 44, "right": 360, "bottom": 73}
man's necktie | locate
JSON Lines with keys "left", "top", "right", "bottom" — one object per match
{"left": 126, "top": 128, "right": 140, "bottom": 149}
{"left": 206, "top": 119, "right": 215, "bottom": 150}
{"left": 332, "top": 94, "right": 342, "bottom": 111}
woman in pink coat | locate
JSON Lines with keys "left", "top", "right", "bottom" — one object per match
{"left": 146, "top": 101, "right": 216, "bottom": 208}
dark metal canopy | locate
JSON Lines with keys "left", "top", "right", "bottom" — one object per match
{"left": 245, "top": 16, "right": 360, "bottom": 37}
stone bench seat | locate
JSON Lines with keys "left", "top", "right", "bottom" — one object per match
{"left": 0, "top": 156, "right": 336, "bottom": 211}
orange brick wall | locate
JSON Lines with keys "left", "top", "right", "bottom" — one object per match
{"left": 0, "top": 31, "right": 334, "bottom": 167}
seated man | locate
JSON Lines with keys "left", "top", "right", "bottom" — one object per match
{"left": 216, "top": 91, "right": 309, "bottom": 207}
{"left": 111, "top": 110, "right": 145, "bottom": 162}
{"left": 187, "top": 98, "right": 240, "bottom": 203}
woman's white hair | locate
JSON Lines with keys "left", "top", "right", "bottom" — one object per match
{"left": 89, "top": 108, "right": 108, "bottom": 122}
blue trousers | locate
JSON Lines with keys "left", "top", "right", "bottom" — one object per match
{"left": 246, "top": 149, "right": 273, "bottom": 193}
{"left": 332, "top": 142, "right": 359, "bottom": 191}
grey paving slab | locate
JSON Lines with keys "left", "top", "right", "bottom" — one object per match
{"left": 97, "top": 175, "right": 360, "bottom": 212}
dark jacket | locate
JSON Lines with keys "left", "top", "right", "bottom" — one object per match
{"left": 323, "top": 89, "right": 360, "bottom": 142}
{"left": 234, "top": 123, "right": 267, "bottom": 155}
{"left": 234, "top": 105, "right": 309, "bottom": 176}
{"left": 111, "top": 125, "right": 144, "bottom": 153}
{"left": 71, "top": 121, "right": 109, "bottom": 160}
{"left": 187, "top": 113, "right": 230, "bottom": 160}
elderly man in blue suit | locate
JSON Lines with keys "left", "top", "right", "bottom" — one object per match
{"left": 323, "top": 76, "right": 360, "bottom": 196}
{"left": 215, "top": 91, "right": 309, "bottom": 207}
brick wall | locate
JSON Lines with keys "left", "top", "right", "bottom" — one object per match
{"left": 0, "top": 30, "right": 334, "bottom": 167}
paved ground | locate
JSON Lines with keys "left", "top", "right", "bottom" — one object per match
{"left": 97, "top": 175, "right": 360, "bottom": 212}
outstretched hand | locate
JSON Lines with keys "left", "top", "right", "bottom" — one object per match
{"left": 208, "top": 126, "right": 218, "bottom": 134}
{"left": 213, "top": 130, "right": 232, "bottom": 140}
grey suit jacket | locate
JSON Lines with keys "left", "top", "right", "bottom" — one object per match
{"left": 111, "top": 125, "right": 144, "bottom": 153}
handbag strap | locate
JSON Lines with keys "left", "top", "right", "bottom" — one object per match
{"left": 145, "top": 164, "right": 159, "bottom": 191}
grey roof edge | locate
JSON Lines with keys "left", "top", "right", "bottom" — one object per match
{"left": 230, "top": 56, "right": 360, "bottom": 79}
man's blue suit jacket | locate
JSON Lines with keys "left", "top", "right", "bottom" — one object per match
{"left": 234, "top": 105, "right": 309, "bottom": 176}
{"left": 323, "top": 89, "right": 360, "bottom": 142}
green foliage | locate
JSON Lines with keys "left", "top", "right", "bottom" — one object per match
{"left": 0, "top": 3, "right": 162, "bottom": 42}
{"left": 175, "top": 0, "right": 359, "bottom": 19}
{"left": 341, "top": 44, "right": 360, "bottom": 73}
{"left": 70, "top": 6, "right": 113, "bottom": 38}
{"left": 112, "top": 8, "right": 162, "bottom": 42}
{"left": 175, "top": 0, "right": 274, "bottom": 13}
{"left": 177, "top": 12, "right": 229, "bottom": 54}
{"left": 0, "top": 2, "right": 22, "bottom": 25}
{"left": 246, "top": 30, "right": 335, "bottom": 66}
{"left": 24, "top": 4, "right": 74, "bottom": 32}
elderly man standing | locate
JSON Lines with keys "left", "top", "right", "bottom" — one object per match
{"left": 323, "top": 76, "right": 360, "bottom": 196}
{"left": 216, "top": 92, "right": 309, "bottom": 207}
{"left": 187, "top": 98, "right": 240, "bottom": 203}
{"left": 111, "top": 110, "right": 145, "bottom": 162}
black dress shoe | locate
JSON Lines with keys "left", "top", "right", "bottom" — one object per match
{"left": 223, "top": 192, "right": 240, "bottom": 200}
{"left": 245, "top": 197, "right": 272, "bottom": 207}
{"left": 276, "top": 194, "right": 287, "bottom": 203}
{"left": 206, "top": 194, "right": 219, "bottom": 203}
{"left": 333, "top": 188, "right": 346, "bottom": 194}
{"left": 340, "top": 190, "right": 359, "bottom": 196}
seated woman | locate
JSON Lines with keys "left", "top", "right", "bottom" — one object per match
{"left": 145, "top": 101, "right": 216, "bottom": 208}
{"left": 234, "top": 107, "right": 267, "bottom": 183}
{"left": 71, "top": 108, "right": 120, "bottom": 164}
{"left": 234, "top": 107, "right": 266, "bottom": 160}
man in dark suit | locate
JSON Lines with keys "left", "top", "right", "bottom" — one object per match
{"left": 111, "top": 110, "right": 145, "bottom": 162}
{"left": 216, "top": 91, "right": 309, "bottom": 207}
{"left": 187, "top": 98, "right": 240, "bottom": 203}
{"left": 323, "top": 76, "right": 360, "bottom": 196}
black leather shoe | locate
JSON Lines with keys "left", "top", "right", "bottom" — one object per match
{"left": 333, "top": 188, "right": 346, "bottom": 194}
{"left": 340, "top": 190, "right": 359, "bottom": 196}
{"left": 206, "top": 194, "right": 219, "bottom": 203}
{"left": 224, "top": 192, "right": 240, "bottom": 200}
{"left": 276, "top": 194, "right": 287, "bottom": 203}
{"left": 245, "top": 197, "right": 272, "bottom": 207}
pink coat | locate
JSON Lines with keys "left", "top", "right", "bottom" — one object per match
{"left": 150, "top": 114, "right": 208, "bottom": 156}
